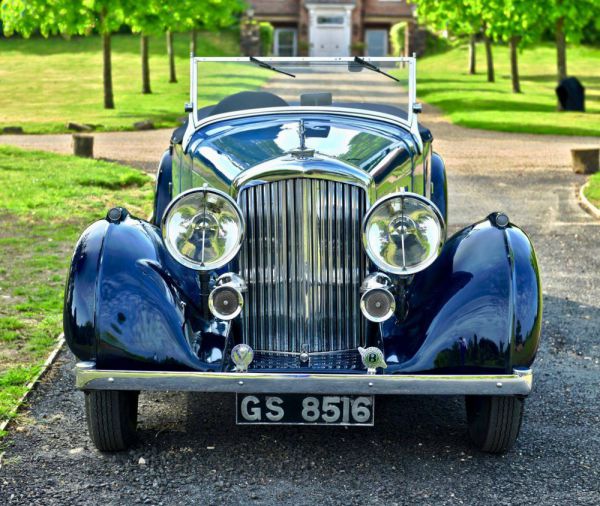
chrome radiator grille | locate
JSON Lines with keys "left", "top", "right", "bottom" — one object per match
{"left": 238, "top": 178, "right": 366, "bottom": 353}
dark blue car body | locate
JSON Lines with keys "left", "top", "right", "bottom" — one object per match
{"left": 65, "top": 57, "right": 542, "bottom": 453}
{"left": 64, "top": 110, "right": 542, "bottom": 376}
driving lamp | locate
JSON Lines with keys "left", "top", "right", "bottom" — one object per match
{"left": 362, "top": 192, "right": 445, "bottom": 275}
{"left": 162, "top": 187, "right": 244, "bottom": 270}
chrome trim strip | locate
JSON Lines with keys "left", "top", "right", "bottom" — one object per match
{"left": 231, "top": 156, "right": 373, "bottom": 198}
{"left": 194, "top": 57, "right": 416, "bottom": 62}
{"left": 425, "top": 143, "right": 432, "bottom": 200}
{"left": 76, "top": 363, "right": 533, "bottom": 396}
{"left": 194, "top": 107, "right": 412, "bottom": 138}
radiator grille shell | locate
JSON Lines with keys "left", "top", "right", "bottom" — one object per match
{"left": 238, "top": 178, "right": 367, "bottom": 354}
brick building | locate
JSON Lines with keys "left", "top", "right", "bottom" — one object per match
{"left": 248, "top": 0, "right": 418, "bottom": 57}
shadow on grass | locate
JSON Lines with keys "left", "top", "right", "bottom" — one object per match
{"left": 520, "top": 74, "right": 600, "bottom": 84}
{"left": 454, "top": 118, "right": 599, "bottom": 136}
{"left": 429, "top": 98, "right": 555, "bottom": 114}
{"left": 420, "top": 87, "right": 514, "bottom": 96}
{"left": 418, "top": 76, "right": 509, "bottom": 88}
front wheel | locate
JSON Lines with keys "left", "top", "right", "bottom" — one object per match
{"left": 465, "top": 395, "right": 524, "bottom": 454}
{"left": 85, "top": 390, "right": 139, "bottom": 452}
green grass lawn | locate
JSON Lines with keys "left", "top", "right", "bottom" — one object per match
{"left": 0, "top": 145, "right": 153, "bottom": 432}
{"left": 2, "top": 33, "right": 597, "bottom": 137}
{"left": 584, "top": 172, "right": 600, "bottom": 207}
{"left": 418, "top": 43, "right": 600, "bottom": 136}
{"left": 0, "top": 31, "right": 267, "bottom": 134}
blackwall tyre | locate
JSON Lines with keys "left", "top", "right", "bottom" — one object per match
{"left": 85, "top": 390, "right": 139, "bottom": 452}
{"left": 465, "top": 395, "right": 524, "bottom": 454}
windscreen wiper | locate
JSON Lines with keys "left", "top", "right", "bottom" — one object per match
{"left": 249, "top": 56, "right": 295, "bottom": 78}
{"left": 353, "top": 56, "right": 400, "bottom": 83}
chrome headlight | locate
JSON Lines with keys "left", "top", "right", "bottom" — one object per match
{"left": 362, "top": 192, "right": 445, "bottom": 275}
{"left": 162, "top": 187, "right": 244, "bottom": 270}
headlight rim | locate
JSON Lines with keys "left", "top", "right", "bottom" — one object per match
{"left": 362, "top": 191, "right": 446, "bottom": 276}
{"left": 161, "top": 186, "right": 245, "bottom": 271}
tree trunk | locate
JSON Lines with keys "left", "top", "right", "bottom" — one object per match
{"left": 484, "top": 35, "right": 494, "bottom": 82}
{"left": 556, "top": 17, "right": 567, "bottom": 82}
{"left": 190, "top": 29, "right": 197, "bottom": 55}
{"left": 167, "top": 31, "right": 177, "bottom": 83}
{"left": 404, "top": 21, "right": 412, "bottom": 57}
{"left": 141, "top": 34, "right": 151, "bottom": 94}
{"left": 72, "top": 134, "right": 94, "bottom": 158}
{"left": 571, "top": 148, "right": 600, "bottom": 174}
{"left": 102, "top": 32, "right": 115, "bottom": 109}
{"left": 509, "top": 36, "right": 521, "bottom": 93}
{"left": 468, "top": 34, "right": 476, "bottom": 74}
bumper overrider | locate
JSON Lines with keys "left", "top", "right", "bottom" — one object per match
{"left": 75, "top": 362, "right": 533, "bottom": 396}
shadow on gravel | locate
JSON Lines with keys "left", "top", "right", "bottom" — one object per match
{"left": 126, "top": 391, "right": 479, "bottom": 505}
{"left": 135, "top": 391, "right": 469, "bottom": 460}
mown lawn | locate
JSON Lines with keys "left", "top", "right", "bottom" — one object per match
{"left": 0, "top": 145, "right": 153, "bottom": 432}
{"left": 584, "top": 172, "right": 600, "bottom": 207}
{"left": 418, "top": 43, "right": 600, "bottom": 136}
{"left": 0, "top": 32, "right": 267, "bottom": 134}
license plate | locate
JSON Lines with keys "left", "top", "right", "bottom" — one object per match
{"left": 236, "top": 394, "right": 374, "bottom": 426}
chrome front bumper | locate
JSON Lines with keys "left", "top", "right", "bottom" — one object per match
{"left": 75, "top": 362, "right": 533, "bottom": 396}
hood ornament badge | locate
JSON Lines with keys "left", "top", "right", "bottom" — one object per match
{"left": 290, "top": 119, "right": 315, "bottom": 159}
{"left": 231, "top": 344, "right": 254, "bottom": 372}
{"left": 358, "top": 347, "right": 387, "bottom": 375}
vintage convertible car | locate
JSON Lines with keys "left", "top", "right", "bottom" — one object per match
{"left": 64, "top": 57, "right": 542, "bottom": 453}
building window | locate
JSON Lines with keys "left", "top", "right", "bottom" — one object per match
{"left": 365, "top": 29, "right": 389, "bottom": 56}
{"left": 274, "top": 28, "right": 297, "bottom": 56}
{"left": 317, "top": 16, "right": 345, "bottom": 25}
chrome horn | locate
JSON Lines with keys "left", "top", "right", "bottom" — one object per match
{"left": 360, "top": 273, "right": 395, "bottom": 323}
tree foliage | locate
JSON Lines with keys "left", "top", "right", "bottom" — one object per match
{"left": 160, "top": 0, "right": 245, "bottom": 34}
{"left": 410, "top": 0, "right": 486, "bottom": 74}
{"left": 259, "top": 22, "right": 273, "bottom": 56}
{"left": 410, "top": 0, "right": 483, "bottom": 38}
{"left": 1, "top": 0, "right": 132, "bottom": 37}
{"left": 481, "top": 0, "right": 546, "bottom": 46}
{"left": 2, "top": 0, "right": 245, "bottom": 45}
{"left": 541, "top": 0, "right": 597, "bottom": 44}
{"left": 389, "top": 22, "right": 405, "bottom": 57}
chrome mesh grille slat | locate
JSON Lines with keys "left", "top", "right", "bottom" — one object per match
{"left": 239, "top": 178, "right": 366, "bottom": 353}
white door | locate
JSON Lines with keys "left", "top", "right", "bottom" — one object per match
{"left": 365, "top": 29, "right": 388, "bottom": 57}
{"left": 308, "top": 8, "right": 353, "bottom": 57}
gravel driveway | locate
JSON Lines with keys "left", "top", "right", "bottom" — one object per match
{"left": 1, "top": 93, "right": 599, "bottom": 505}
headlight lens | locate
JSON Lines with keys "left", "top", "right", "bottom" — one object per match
{"left": 362, "top": 193, "right": 445, "bottom": 275}
{"left": 162, "top": 187, "right": 244, "bottom": 270}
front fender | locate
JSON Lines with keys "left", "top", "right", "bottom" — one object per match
{"left": 382, "top": 216, "right": 542, "bottom": 374}
{"left": 63, "top": 212, "right": 225, "bottom": 372}
{"left": 63, "top": 219, "right": 108, "bottom": 361}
